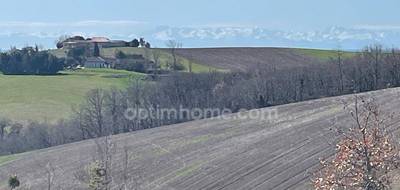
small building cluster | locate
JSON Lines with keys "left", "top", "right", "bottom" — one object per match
{"left": 83, "top": 54, "right": 151, "bottom": 71}
{"left": 62, "top": 37, "right": 128, "bottom": 51}
{"left": 84, "top": 57, "right": 110, "bottom": 68}
{"left": 60, "top": 36, "right": 157, "bottom": 73}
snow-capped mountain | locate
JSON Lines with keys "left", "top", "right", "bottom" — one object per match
{"left": 1, "top": 25, "right": 400, "bottom": 50}
{"left": 148, "top": 26, "right": 400, "bottom": 50}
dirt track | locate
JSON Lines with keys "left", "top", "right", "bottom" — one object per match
{"left": 1, "top": 88, "right": 400, "bottom": 190}
{"left": 174, "top": 48, "right": 323, "bottom": 71}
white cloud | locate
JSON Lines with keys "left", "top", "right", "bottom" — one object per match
{"left": 153, "top": 30, "right": 173, "bottom": 41}
{"left": 354, "top": 25, "right": 400, "bottom": 31}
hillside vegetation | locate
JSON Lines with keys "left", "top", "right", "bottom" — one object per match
{"left": 1, "top": 47, "right": 358, "bottom": 123}
{"left": 0, "top": 87, "right": 399, "bottom": 189}
{"left": 51, "top": 47, "right": 356, "bottom": 72}
{"left": 103, "top": 47, "right": 221, "bottom": 72}
{"left": 0, "top": 69, "right": 142, "bottom": 122}
{"left": 51, "top": 47, "right": 221, "bottom": 73}
{"left": 295, "top": 48, "right": 358, "bottom": 61}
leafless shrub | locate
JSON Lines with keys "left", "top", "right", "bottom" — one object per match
{"left": 314, "top": 97, "right": 400, "bottom": 190}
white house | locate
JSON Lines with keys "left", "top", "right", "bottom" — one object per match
{"left": 84, "top": 57, "right": 110, "bottom": 68}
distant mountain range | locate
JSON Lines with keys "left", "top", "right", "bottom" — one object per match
{"left": 0, "top": 25, "right": 400, "bottom": 50}
{"left": 149, "top": 26, "right": 400, "bottom": 50}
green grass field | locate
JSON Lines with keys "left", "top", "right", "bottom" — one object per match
{"left": 296, "top": 48, "right": 358, "bottom": 61}
{"left": 101, "top": 47, "right": 219, "bottom": 73}
{"left": 10, "top": 47, "right": 354, "bottom": 123}
{"left": 0, "top": 69, "right": 143, "bottom": 123}
{"left": 0, "top": 155, "right": 16, "bottom": 166}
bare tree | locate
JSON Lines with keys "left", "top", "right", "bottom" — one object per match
{"left": 105, "top": 88, "right": 121, "bottom": 135}
{"left": 45, "top": 162, "right": 56, "bottom": 190}
{"left": 79, "top": 89, "right": 109, "bottom": 138}
{"left": 55, "top": 35, "right": 70, "bottom": 49}
{"left": 94, "top": 136, "right": 115, "bottom": 190}
{"left": 362, "top": 45, "right": 383, "bottom": 90}
{"left": 385, "top": 48, "right": 400, "bottom": 87}
{"left": 314, "top": 97, "right": 399, "bottom": 190}
{"left": 120, "top": 144, "right": 140, "bottom": 190}
{"left": 165, "top": 40, "right": 182, "bottom": 70}
{"left": 0, "top": 118, "right": 10, "bottom": 140}
{"left": 75, "top": 136, "right": 116, "bottom": 190}
{"left": 330, "top": 49, "right": 344, "bottom": 93}
{"left": 151, "top": 49, "right": 162, "bottom": 79}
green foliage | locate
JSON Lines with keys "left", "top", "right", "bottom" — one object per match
{"left": 93, "top": 42, "right": 100, "bottom": 57}
{"left": 87, "top": 161, "right": 108, "bottom": 190}
{"left": 56, "top": 41, "right": 63, "bottom": 49}
{"left": 8, "top": 175, "right": 20, "bottom": 190}
{"left": 127, "top": 62, "right": 145, "bottom": 73}
{"left": 115, "top": 50, "right": 127, "bottom": 59}
{"left": 145, "top": 42, "right": 151, "bottom": 48}
{"left": 168, "top": 61, "right": 185, "bottom": 71}
{"left": 100, "top": 47, "right": 215, "bottom": 73}
{"left": 296, "top": 48, "right": 358, "bottom": 61}
{"left": 67, "top": 47, "right": 86, "bottom": 66}
{"left": 0, "top": 47, "right": 64, "bottom": 75}
{"left": 0, "top": 155, "right": 16, "bottom": 166}
{"left": 130, "top": 39, "right": 140, "bottom": 47}
{"left": 139, "top": 38, "right": 145, "bottom": 47}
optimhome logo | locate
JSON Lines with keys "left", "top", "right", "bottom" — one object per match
{"left": 124, "top": 105, "right": 279, "bottom": 122}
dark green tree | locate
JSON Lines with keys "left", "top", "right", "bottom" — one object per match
{"left": 8, "top": 175, "right": 20, "bottom": 190}
{"left": 145, "top": 42, "right": 151, "bottom": 48}
{"left": 130, "top": 39, "right": 140, "bottom": 47}
{"left": 139, "top": 38, "right": 146, "bottom": 47}
{"left": 93, "top": 42, "right": 100, "bottom": 57}
{"left": 115, "top": 50, "right": 127, "bottom": 59}
{"left": 0, "top": 47, "right": 63, "bottom": 75}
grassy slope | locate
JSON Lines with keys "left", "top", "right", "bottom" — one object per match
{"left": 0, "top": 155, "right": 16, "bottom": 166}
{"left": 1, "top": 47, "right": 355, "bottom": 123}
{"left": 0, "top": 69, "right": 143, "bottom": 123}
{"left": 295, "top": 48, "right": 358, "bottom": 61}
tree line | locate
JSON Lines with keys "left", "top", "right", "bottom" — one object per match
{"left": 0, "top": 47, "right": 64, "bottom": 75}
{"left": 2, "top": 44, "right": 400, "bottom": 189}
{"left": 2, "top": 45, "right": 400, "bottom": 155}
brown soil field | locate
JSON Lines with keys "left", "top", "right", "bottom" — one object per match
{"left": 174, "top": 48, "right": 325, "bottom": 71}
{"left": 0, "top": 88, "right": 399, "bottom": 190}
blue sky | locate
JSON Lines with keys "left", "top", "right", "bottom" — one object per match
{"left": 0, "top": 0, "right": 399, "bottom": 49}
{"left": 1, "top": 0, "right": 399, "bottom": 30}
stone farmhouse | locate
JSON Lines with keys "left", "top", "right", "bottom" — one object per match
{"left": 62, "top": 37, "right": 127, "bottom": 50}
{"left": 84, "top": 57, "right": 111, "bottom": 68}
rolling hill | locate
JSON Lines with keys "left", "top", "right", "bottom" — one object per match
{"left": 0, "top": 87, "right": 399, "bottom": 189}
{"left": 1, "top": 47, "right": 355, "bottom": 123}
{"left": 109, "top": 47, "right": 357, "bottom": 72}
{"left": 52, "top": 47, "right": 357, "bottom": 72}
{"left": 0, "top": 69, "right": 143, "bottom": 123}
{"left": 174, "top": 47, "right": 358, "bottom": 71}
{"left": 173, "top": 48, "right": 324, "bottom": 71}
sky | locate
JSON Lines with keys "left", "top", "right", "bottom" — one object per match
{"left": 0, "top": 0, "right": 399, "bottom": 49}
{"left": 0, "top": 0, "right": 398, "bottom": 29}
